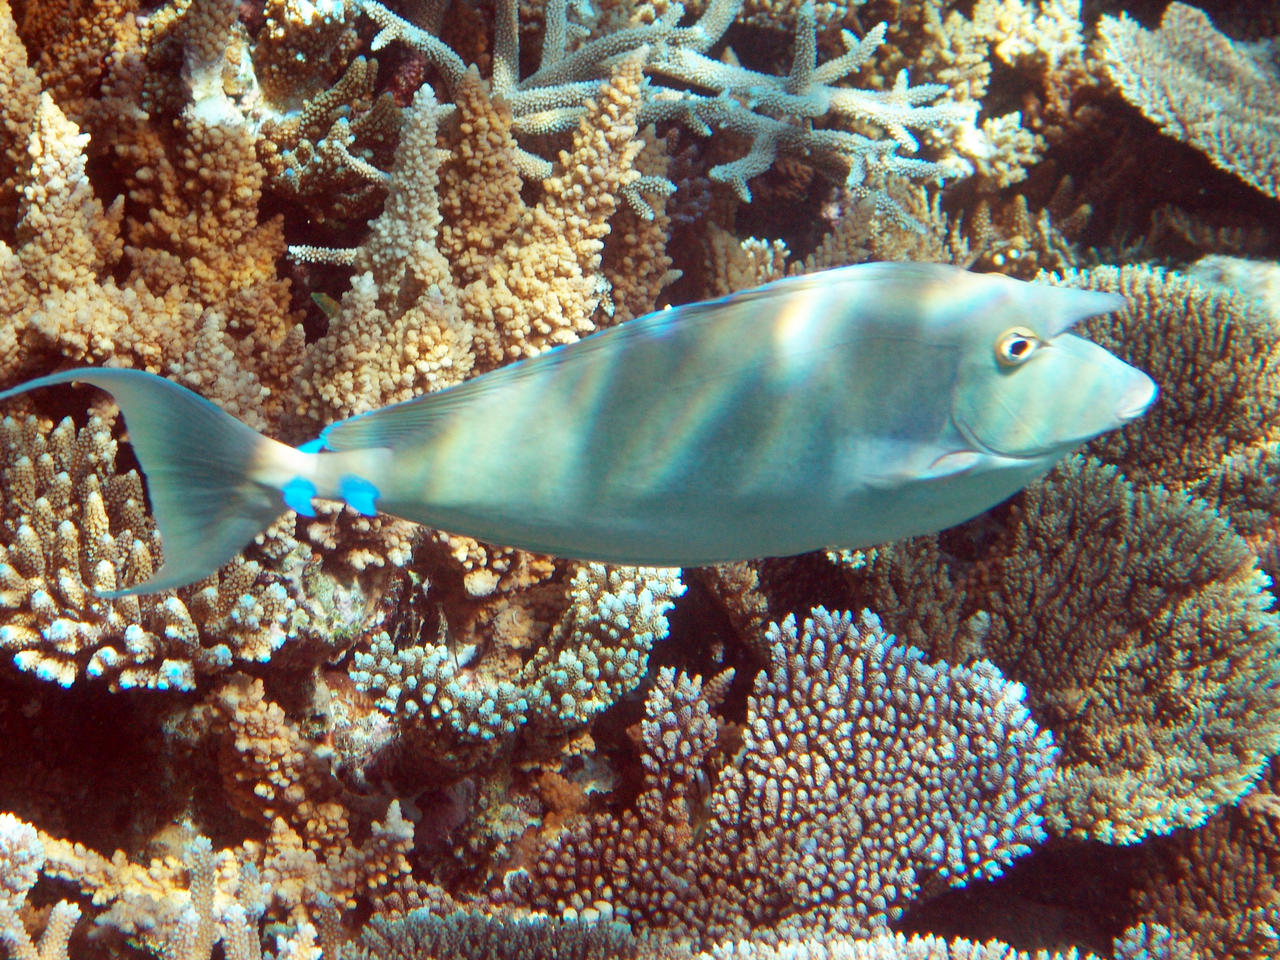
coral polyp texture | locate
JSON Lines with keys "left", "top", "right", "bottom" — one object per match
{"left": 523, "top": 609, "right": 1054, "bottom": 945}
{"left": 1, "top": 0, "right": 1280, "bottom": 956}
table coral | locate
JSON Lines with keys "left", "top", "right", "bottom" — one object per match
{"left": 1062, "top": 264, "right": 1280, "bottom": 578}
{"left": 1063, "top": 264, "right": 1280, "bottom": 495}
{"left": 524, "top": 608, "right": 1054, "bottom": 946}
{"left": 1097, "top": 3, "right": 1280, "bottom": 202}
{"left": 1128, "top": 758, "right": 1280, "bottom": 959}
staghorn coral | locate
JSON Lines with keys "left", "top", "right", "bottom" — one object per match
{"left": 359, "top": 0, "right": 973, "bottom": 201}
{"left": 33, "top": 825, "right": 331, "bottom": 959}
{"left": 290, "top": 80, "right": 473, "bottom": 421}
{"left": 1096, "top": 3, "right": 1280, "bottom": 202}
{"left": 525, "top": 608, "right": 1054, "bottom": 947}
{"left": 258, "top": 56, "right": 402, "bottom": 228}
{"left": 834, "top": 456, "right": 1280, "bottom": 845}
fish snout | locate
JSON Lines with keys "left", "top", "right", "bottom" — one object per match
{"left": 1116, "top": 370, "right": 1158, "bottom": 422}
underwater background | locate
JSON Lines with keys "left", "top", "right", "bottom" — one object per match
{"left": 0, "top": 0, "right": 1278, "bottom": 957}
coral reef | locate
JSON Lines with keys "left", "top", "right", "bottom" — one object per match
{"left": 1, "top": 0, "right": 1279, "bottom": 958}
{"left": 0, "top": 413, "right": 320, "bottom": 689}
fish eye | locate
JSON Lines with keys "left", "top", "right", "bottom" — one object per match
{"left": 995, "top": 327, "right": 1039, "bottom": 367}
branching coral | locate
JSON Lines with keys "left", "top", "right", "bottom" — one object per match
{"left": 358, "top": 0, "right": 973, "bottom": 202}
{"left": 343, "top": 907, "right": 639, "bottom": 960}
{"left": 293, "top": 53, "right": 653, "bottom": 422}
{"left": 348, "top": 563, "right": 684, "bottom": 771}
{"left": 0, "top": 413, "right": 315, "bottom": 689}
{"left": 1097, "top": 3, "right": 1280, "bottom": 202}
{"left": 698, "top": 932, "right": 1114, "bottom": 959}
{"left": 524, "top": 608, "right": 1054, "bottom": 946}
{"left": 260, "top": 57, "right": 401, "bottom": 227}
{"left": 0, "top": 813, "right": 80, "bottom": 960}
{"left": 4, "top": 0, "right": 1278, "bottom": 952}
{"left": 35, "top": 825, "right": 331, "bottom": 959}
{"left": 0, "top": 0, "right": 307, "bottom": 429}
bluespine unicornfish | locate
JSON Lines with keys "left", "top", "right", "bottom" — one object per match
{"left": 0, "top": 262, "right": 1156, "bottom": 596}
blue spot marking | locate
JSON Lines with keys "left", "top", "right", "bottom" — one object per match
{"left": 341, "top": 475, "right": 380, "bottom": 516}
{"left": 282, "top": 476, "right": 318, "bottom": 516}
{"left": 298, "top": 438, "right": 325, "bottom": 453}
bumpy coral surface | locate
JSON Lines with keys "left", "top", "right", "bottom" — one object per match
{"left": 525, "top": 609, "right": 1054, "bottom": 946}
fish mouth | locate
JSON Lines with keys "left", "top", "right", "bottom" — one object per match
{"left": 1116, "top": 374, "right": 1158, "bottom": 422}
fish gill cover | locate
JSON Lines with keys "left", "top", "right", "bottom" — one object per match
{"left": 0, "top": 0, "right": 1278, "bottom": 958}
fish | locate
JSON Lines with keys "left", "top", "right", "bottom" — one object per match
{"left": 0, "top": 261, "right": 1156, "bottom": 596}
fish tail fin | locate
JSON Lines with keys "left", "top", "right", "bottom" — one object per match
{"left": 0, "top": 369, "right": 292, "bottom": 596}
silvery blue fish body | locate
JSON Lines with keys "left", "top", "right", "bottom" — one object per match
{"left": 0, "top": 262, "right": 1156, "bottom": 595}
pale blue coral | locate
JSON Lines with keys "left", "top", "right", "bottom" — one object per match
{"left": 351, "top": 563, "right": 684, "bottom": 741}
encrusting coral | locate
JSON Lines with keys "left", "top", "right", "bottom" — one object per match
{"left": 522, "top": 608, "right": 1055, "bottom": 947}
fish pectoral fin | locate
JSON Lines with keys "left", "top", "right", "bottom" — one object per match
{"left": 864, "top": 448, "right": 984, "bottom": 488}
{"left": 922, "top": 449, "right": 983, "bottom": 478}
